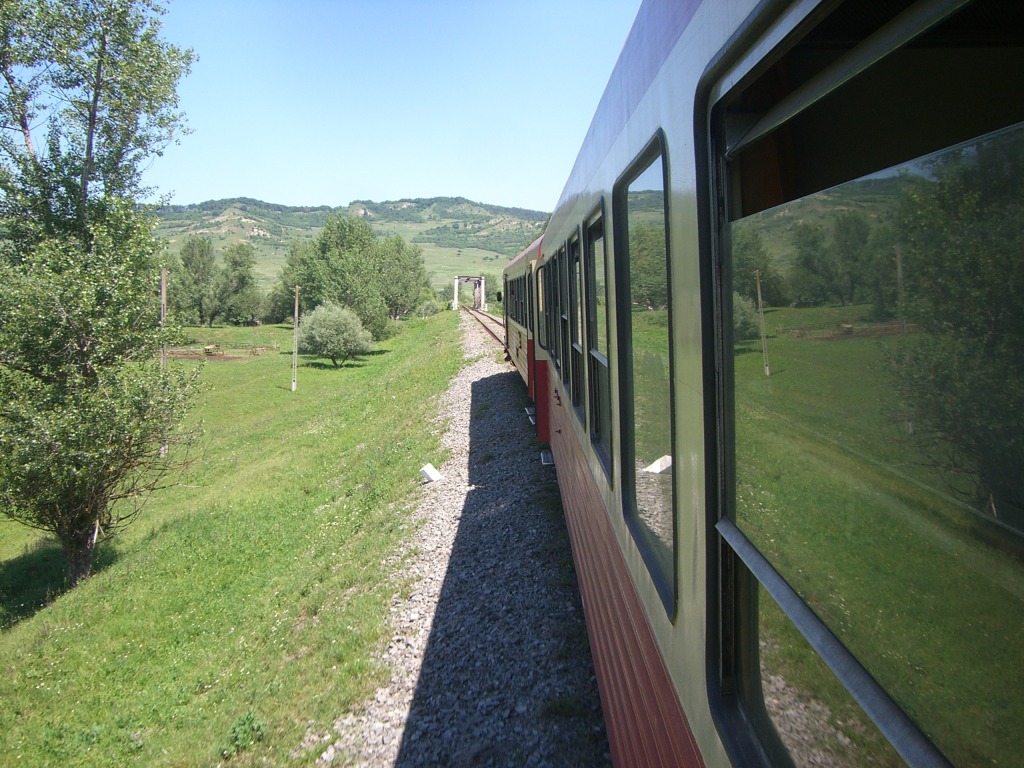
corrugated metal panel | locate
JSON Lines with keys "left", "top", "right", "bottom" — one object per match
{"left": 548, "top": 390, "right": 704, "bottom": 767}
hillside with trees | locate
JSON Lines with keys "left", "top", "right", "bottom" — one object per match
{"left": 155, "top": 196, "right": 547, "bottom": 290}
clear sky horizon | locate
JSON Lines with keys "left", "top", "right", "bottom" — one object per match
{"left": 142, "top": 1, "right": 643, "bottom": 214}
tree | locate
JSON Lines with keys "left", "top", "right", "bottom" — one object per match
{"left": 0, "top": 201, "right": 201, "bottom": 584}
{"left": 218, "top": 241, "right": 263, "bottom": 325}
{"left": 731, "top": 225, "right": 788, "bottom": 307}
{"left": 299, "top": 303, "right": 373, "bottom": 367}
{"left": 629, "top": 223, "right": 668, "bottom": 309}
{"left": 0, "top": 0, "right": 198, "bottom": 585}
{"left": 831, "top": 210, "right": 871, "bottom": 305}
{"left": 788, "top": 222, "right": 833, "bottom": 307}
{"left": 889, "top": 126, "right": 1024, "bottom": 530}
{"left": 375, "top": 234, "right": 428, "bottom": 320}
{"left": 271, "top": 215, "right": 426, "bottom": 337}
{"left": 0, "top": 0, "right": 194, "bottom": 239}
{"left": 173, "top": 234, "right": 220, "bottom": 325}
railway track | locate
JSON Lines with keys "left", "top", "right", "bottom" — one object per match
{"left": 462, "top": 306, "right": 504, "bottom": 346}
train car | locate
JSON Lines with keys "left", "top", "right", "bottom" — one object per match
{"left": 503, "top": 236, "right": 542, "bottom": 393}
{"left": 503, "top": 235, "right": 550, "bottom": 442}
{"left": 517, "top": 0, "right": 1024, "bottom": 765}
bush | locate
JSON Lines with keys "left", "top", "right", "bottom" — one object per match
{"left": 299, "top": 303, "right": 373, "bottom": 367}
{"left": 417, "top": 298, "right": 443, "bottom": 317}
{"left": 733, "top": 291, "right": 760, "bottom": 340}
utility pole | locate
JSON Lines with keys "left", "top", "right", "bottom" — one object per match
{"left": 756, "top": 269, "right": 771, "bottom": 377}
{"left": 160, "top": 268, "right": 168, "bottom": 457}
{"left": 896, "top": 244, "right": 912, "bottom": 434}
{"left": 292, "top": 285, "right": 299, "bottom": 392}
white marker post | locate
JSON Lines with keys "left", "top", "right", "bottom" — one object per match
{"left": 292, "top": 285, "right": 299, "bottom": 392}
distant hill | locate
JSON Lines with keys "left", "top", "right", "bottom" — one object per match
{"left": 154, "top": 196, "right": 549, "bottom": 289}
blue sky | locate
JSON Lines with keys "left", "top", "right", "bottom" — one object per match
{"left": 142, "top": 1, "right": 642, "bottom": 213}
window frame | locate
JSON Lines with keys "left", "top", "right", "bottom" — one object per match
{"left": 585, "top": 204, "right": 613, "bottom": 477}
{"left": 700, "top": 1, "right": 995, "bottom": 765}
{"left": 568, "top": 232, "right": 585, "bottom": 420}
{"left": 612, "top": 131, "right": 677, "bottom": 615}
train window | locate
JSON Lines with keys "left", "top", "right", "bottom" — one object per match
{"left": 585, "top": 212, "right": 612, "bottom": 475}
{"left": 558, "top": 246, "right": 571, "bottom": 386}
{"left": 518, "top": 276, "right": 525, "bottom": 325}
{"left": 568, "top": 234, "right": 585, "bottom": 418}
{"left": 535, "top": 265, "right": 548, "bottom": 350}
{"left": 713, "top": 1, "right": 1024, "bottom": 765}
{"left": 550, "top": 251, "right": 562, "bottom": 370}
{"left": 614, "top": 137, "right": 675, "bottom": 609}
{"left": 527, "top": 270, "right": 534, "bottom": 334}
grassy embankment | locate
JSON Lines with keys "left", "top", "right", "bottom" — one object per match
{"left": 0, "top": 311, "right": 462, "bottom": 765}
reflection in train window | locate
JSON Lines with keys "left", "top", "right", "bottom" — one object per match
{"left": 549, "top": 252, "right": 561, "bottom": 370}
{"left": 616, "top": 143, "right": 674, "bottom": 607}
{"left": 714, "top": 2, "right": 1024, "bottom": 762}
{"left": 569, "top": 235, "right": 584, "bottom": 417}
{"left": 536, "top": 264, "right": 548, "bottom": 351}
{"left": 558, "top": 246, "right": 570, "bottom": 384}
{"left": 585, "top": 214, "right": 612, "bottom": 474}
{"left": 729, "top": 123, "right": 1024, "bottom": 766}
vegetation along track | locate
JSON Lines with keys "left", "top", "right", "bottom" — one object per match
{"left": 462, "top": 306, "right": 504, "bottom": 346}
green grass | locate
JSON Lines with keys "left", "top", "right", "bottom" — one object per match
{"left": 0, "top": 312, "right": 462, "bottom": 766}
{"left": 735, "top": 306, "right": 1024, "bottom": 766}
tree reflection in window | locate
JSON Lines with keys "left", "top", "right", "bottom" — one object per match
{"left": 730, "top": 122, "right": 1024, "bottom": 767}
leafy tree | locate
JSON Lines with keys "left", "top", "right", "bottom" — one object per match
{"left": 731, "top": 225, "right": 788, "bottom": 307}
{"left": 831, "top": 210, "right": 871, "bottom": 305}
{"left": 788, "top": 222, "right": 833, "bottom": 306}
{"left": 271, "top": 215, "right": 427, "bottom": 337}
{"left": 629, "top": 223, "right": 668, "bottom": 309}
{"left": 0, "top": 201, "right": 201, "bottom": 584}
{"left": 299, "top": 303, "right": 373, "bottom": 367}
{"left": 784, "top": 212, "right": 873, "bottom": 307}
{"left": 0, "top": 0, "right": 198, "bottom": 585}
{"left": 173, "top": 234, "right": 220, "bottom": 325}
{"left": 218, "top": 241, "right": 262, "bottom": 325}
{"left": 862, "top": 220, "right": 901, "bottom": 320}
{"left": 375, "top": 234, "right": 428, "bottom": 320}
{"left": 890, "top": 127, "right": 1024, "bottom": 529}
{"left": 0, "top": 0, "right": 194, "bottom": 239}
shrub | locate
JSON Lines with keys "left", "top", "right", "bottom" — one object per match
{"left": 299, "top": 303, "right": 373, "bottom": 367}
{"left": 733, "top": 291, "right": 760, "bottom": 340}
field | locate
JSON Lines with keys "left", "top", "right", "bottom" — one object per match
{"left": 736, "top": 305, "right": 1024, "bottom": 766}
{"left": 0, "top": 312, "right": 462, "bottom": 765}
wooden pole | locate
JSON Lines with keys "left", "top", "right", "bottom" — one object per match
{"left": 292, "top": 285, "right": 299, "bottom": 392}
{"left": 756, "top": 269, "right": 771, "bottom": 377}
{"left": 160, "top": 268, "right": 168, "bottom": 457}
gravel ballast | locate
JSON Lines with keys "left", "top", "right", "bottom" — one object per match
{"left": 316, "top": 313, "right": 610, "bottom": 767}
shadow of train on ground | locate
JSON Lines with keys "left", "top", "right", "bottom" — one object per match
{"left": 394, "top": 369, "right": 609, "bottom": 767}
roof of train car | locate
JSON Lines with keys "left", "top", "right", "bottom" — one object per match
{"left": 503, "top": 234, "right": 543, "bottom": 274}
{"left": 554, "top": 0, "right": 701, "bottom": 213}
